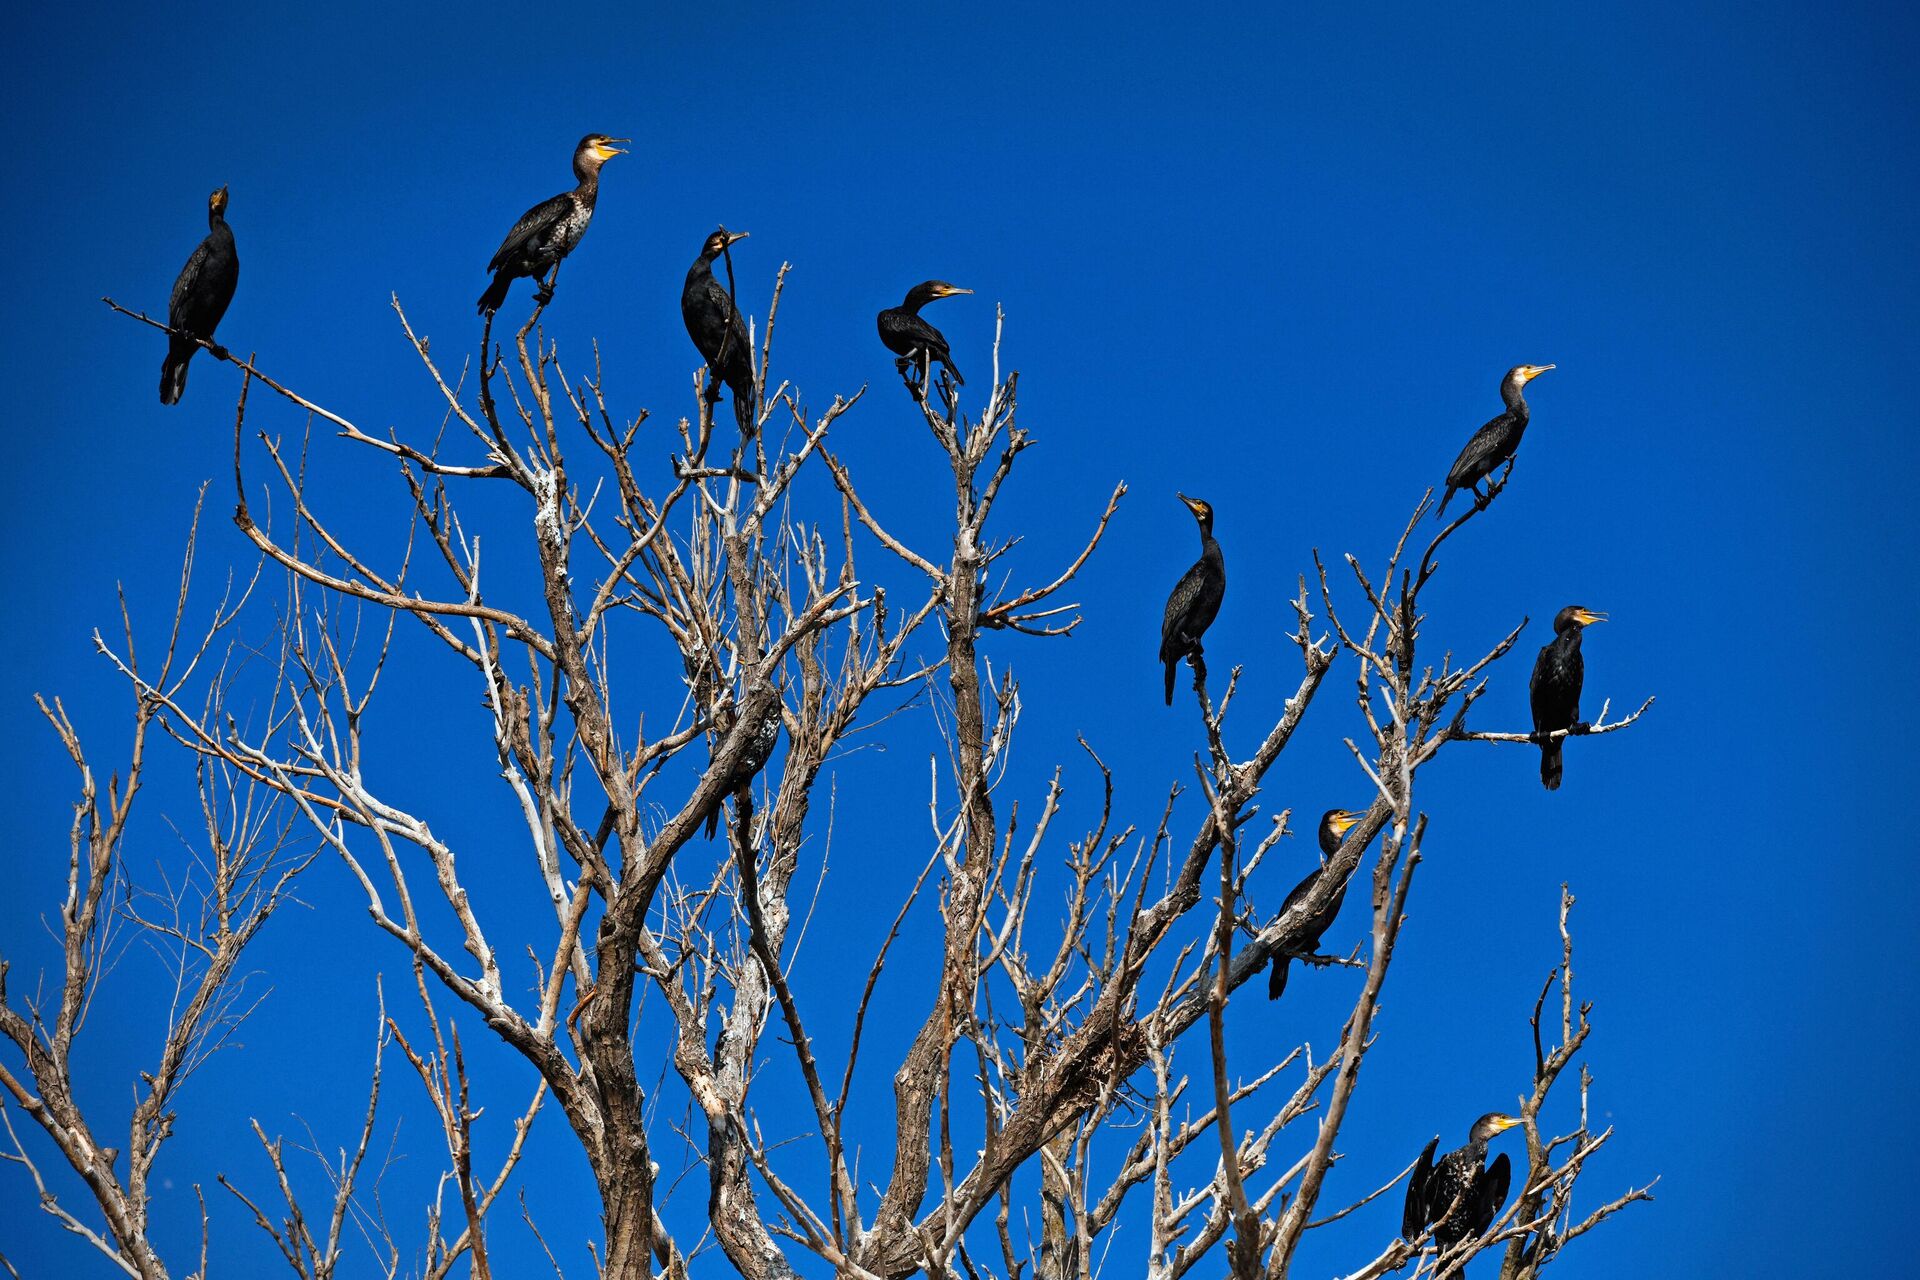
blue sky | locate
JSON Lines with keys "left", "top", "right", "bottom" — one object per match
{"left": 3, "top": 1, "right": 1916, "bottom": 1275}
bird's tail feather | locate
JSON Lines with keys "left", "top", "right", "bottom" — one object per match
{"left": 731, "top": 377, "right": 756, "bottom": 435}
{"left": 477, "top": 273, "right": 510, "bottom": 316}
{"left": 945, "top": 358, "right": 965, "bottom": 387}
{"left": 159, "top": 349, "right": 190, "bottom": 406}
{"left": 1267, "top": 955, "right": 1290, "bottom": 1000}
{"left": 705, "top": 800, "right": 721, "bottom": 840}
{"left": 1540, "top": 739, "right": 1563, "bottom": 791}
{"left": 1164, "top": 657, "right": 1176, "bottom": 706}
{"left": 1435, "top": 486, "right": 1455, "bottom": 520}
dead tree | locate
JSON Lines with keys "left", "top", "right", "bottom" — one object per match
{"left": 0, "top": 280, "right": 1654, "bottom": 1278}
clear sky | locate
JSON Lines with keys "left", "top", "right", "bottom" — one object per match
{"left": 3, "top": 1, "right": 1915, "bottom": 1276}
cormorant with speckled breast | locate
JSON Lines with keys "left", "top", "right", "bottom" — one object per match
{"left": 1530, "top": 605, "right": 1605, "bottom": 790}
{"left": 1266, "top": 809, "right": 1365, "bottom": 1000}
{"left": 1402, "top": 1113, "right": 1521, "bottom": 1269}
{"left": 705, "top": 707, "right": 781, "bottom": 839}
{"left": 476, "top": 134, "right": 627, "bottom": 315}
{"left": 159, "top": 186, "right": 239, "bottom": 406}
{"left": 1159, "top": 494, "right": 1225, "bottom": 706}
{"left": 1436, "top": 365, "right": 1554, "bottom": 518}
{"left": 878, "top": 280, "right": 972, "bottom": 388}
{"left": 682, "top": 228, "right": 756, "bottom": 434}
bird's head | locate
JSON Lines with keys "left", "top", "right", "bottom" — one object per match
{"left": 1177, "top": 492, "right": 1214, "bottom": 535}
{"left": 906, "top": 280, "right": 973, "bottom": 308}
{"left": 1552, "top": 605, "right": 1606, "bottom": 634}
{"left": 701, "top": 227, "right": 751, "bottom": 260}
{"left": 574, "top": 134, "right": 630, "bottom": 174}
{"left": 1504, "top": 364, "right": 1555, "bottom": 393}
{"left": 1469, "top": 1113, "right": 1523, "bottom": 1142}
{"left": 1318, "top": 808, "right": 1363, "bottom": 855}
{"left": 208, "top": 186, "right": 229, "bottom": 217}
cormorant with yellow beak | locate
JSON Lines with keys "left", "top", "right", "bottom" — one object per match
{"left": 1267, "top": 809, "right": 1365, "bottom": 999}
{"left": 159, "top": 186, "right": 238, "bottom": 406}
{"left": 878, "top": 280, "right": 972, "bottom": 388}
{"left": 1402, "top": 1112, "right": 1522, "bottom": 1269}
{"left": 1436, "top": 364, "right": 1554, "bottom": 518}
{"left": 1158, "top": 494, "right": 1225, "bottom": 706}
{"left": 681, "top": 227, "right": 756, "bottom": 434}
{"left": 477, "top": 133, "right": 628, "bottom": 315}
{"left": 1530, "top": 605, "right": 1605, "bottom": 790}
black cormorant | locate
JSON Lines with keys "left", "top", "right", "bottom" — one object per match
{"left": 1158, "top": 494, "right": 1225, "bottom": 706}
{"left": 1267, "top": 809, "right": 1364, "bottom": 1000}
{"left": 878, "top": 280, "right": 972, "bottom": 388}
{"left": 706, "top": 708, "right": 780, "bottom": 839}
{"left": 1402, "top": 1112, "right": 1520, "bottom": 1268}
{"left": 1436, "top": 365, "right": 1554, "bottom": 518}
{"left": 476, "top": 134, "right": 627, "bottom": 315}
{"left": 1530, "top": 605, "right": 1605, "bottom": 791}
{"left": 159, "top": 186, "right": 239, "bottom": 406}
{"left": 681, "top": 228, "right": 756, "bottom": 434}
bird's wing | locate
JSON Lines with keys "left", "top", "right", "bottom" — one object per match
{"left": 1160, "top": 562, "right": 1204, "bottom": 651}
{"left": 1402, "top": 1137, "right": 1439, "bottom": 1238}
{"left": 488, "top": 192, "right": 572, "bottom": 272}
{"left": 168, "top": 238, "right": 213, "bottom": 320}
{"left": 1469, "top": 1152, "right": 1512, "bottom": 1235}
{"left": 1445, "top": 415, "right": 1508, "bottom": 487}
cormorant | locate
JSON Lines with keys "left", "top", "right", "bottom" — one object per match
{"left": 1435, "top": 365, "right": 1554, "bottom": 518}
{"left": 159, "top": 186, "right": 239, "bottom": 406}
{"left": 706, "top": 708, "right": 780, "bottom": 839}
{"left": 878, "top": 280, "right": 972, "bottom": 388}
{"left": 1267, "top": 809, "right": 1364, "bottom": 1000}
{"left": 681, "top": 228, "right": 756, "bottom": 434}
{"left": 1402, "top": 1112, "right": 1520, "bottom": 1269}
{"left": 1158, "top": 494, "right": 1225, "bottom": 706}
{"left": 476, "top": 134, "right": 627, "bottom": 315}
{"left": 1529, "top": 606, "right": 1605, "bottom": 791}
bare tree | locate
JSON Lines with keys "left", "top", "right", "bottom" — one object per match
{"left": 1, "top": 276, "right": 1654, "bottom": 1278}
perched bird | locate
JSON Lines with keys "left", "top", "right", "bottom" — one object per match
{"left": 878, "top": 280, "right": 972, "bottom": 388}
{"left": 706, "top": 707, "right": 781, "bottom": 839}
{"left": 1159, "top": 494, "right": 1225, "bottom": 706}
{"left": 1435, "top": 365, "right": 1555, "bottom": 518}
{"left": 681, "top": 228, "right": 756, "bottom": 434}
{"left": 1530, "top": 606, "right": 1605, "bottom": 791}
{"left": 1403, "top": 1112, "right": 1521, "bottom": 1270}
{"left": 476, "top": 134, "right": 627, "bottom": 315}
{"left": 1267, "top": 809, "right": 1365, "bottom": 1000}
{"left": 159, "top": 186, "right": 239, "bottom": 406}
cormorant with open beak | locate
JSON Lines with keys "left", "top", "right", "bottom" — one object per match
{"left": 477, "top": 134, "right": 628, "bottom": 315}
{"left": 1267, "top": 809, "right": 1365, "bottom": 999}
{"left": 1403, "top": 1112, "right": 1522, "bottom": 1269}
{"left": 159, "top": 186, "right": 238, "bottom": 406}
{"left": 1530, "top": 605, "right": 1605, "bottom": 791}
{"left": 682, "top": 227, "right": 756, "bottom": 435}
{"left": 878, "top": 280, "right": 972, "bottom": 389}
{"left": 1436, "top": 365, "right": 1554, "bottom": 518}
{"left": 1158, "top": 494, "right": 1225, "bottom": 706}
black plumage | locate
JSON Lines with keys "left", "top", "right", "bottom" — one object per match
{"left": 1159, "top": 494, "right": 1225, "bottom": 706}
{"left": 1267, "top": 809, "right": 1364, "bottom": 1000}
{"left": 706, "top": 708, "right": 780, "bottom": 839}
{"left": 681, "top": 228, "right": 756, "bottom": 435}
{"left": 878, "top": 280, "right": 972, "bottom": 388}
{"left": 1530, "top": 605, "right": 1605, "bottom": 791}
{"left": 1435, "top": 365, "right": 1554, "bottom": 518}
{"left": 159, "top": 186, "right": 239, "bottom": 406}
{"left": 477, "top": 134, "right": 627, "bottom": 315}
{"left": 1403, "top": 1112, "right": 1520, "bottom": 1270}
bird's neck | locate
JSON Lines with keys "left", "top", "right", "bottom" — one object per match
{"left": 1198, "top": 531, "right": 1221, "bottom": 559}
{"left": 902, "top": 285, "right": 938, "bottom": 313}
{"left": 1556, "top": 626, "right": 1583, "bottom": 657}
{"left": 1500, "top": 382, "right": 1530, "bottom": 418}
{"left": 574, "top": 167, "right": 601, "bottom": 203}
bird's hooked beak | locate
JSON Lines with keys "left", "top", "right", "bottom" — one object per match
{"left": 598, "top": 137, "right": 631, "bottom": 158}
{"left": 1329, "top": 810, "right": 1363, "bottom": 837}
{"left": 936, "top": 284, "right": 974, "bottom": 298}
{"left": 722, "top": 229, "right": 751, "bottom": 247}
{"left": 210, "top": 186, "right": 229, "bottom": 213}
{"left": 1490, "top": 1115, "right": 1524, "bottom": 1134}
{"left": 1572, "top": 608, "right": 1607, "bottom": 626}
{"left": 1177, "top": 492, "right": 1205, "bottom": 514}
{"left": 1519, "top": 364, "right": 1556, "bottom": 383}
